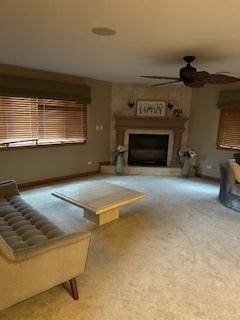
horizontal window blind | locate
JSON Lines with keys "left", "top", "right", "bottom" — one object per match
{"left": 0, "top": 96, "right": 87, "bottom": 148}
{"left": 217, "top": 107, "right": 240, "bottom": 150}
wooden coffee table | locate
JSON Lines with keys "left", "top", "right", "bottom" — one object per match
{"left": 52, "top": 182, "right": 145, "bottom": 226}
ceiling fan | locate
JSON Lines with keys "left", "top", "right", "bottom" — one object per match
{"left": 141, "top": 56, "right": 240, "bottom": 87}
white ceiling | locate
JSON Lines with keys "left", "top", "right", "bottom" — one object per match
{"left": 1, "top": 0, "right": 240, "bottom": 84}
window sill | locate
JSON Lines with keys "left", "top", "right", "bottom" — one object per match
{"left": 0, "top": 141, "right": 87, "bottom": 151}
{"left": 217, "top": 145, "right": 240, "bottom": 151}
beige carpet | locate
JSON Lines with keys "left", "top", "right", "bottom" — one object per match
{"left": 1, "top": 175, "right": 240, "bottom": 320}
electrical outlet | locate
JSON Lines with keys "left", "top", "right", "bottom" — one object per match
{"left": 206, "top": 165, "right": 212, "bottom": 169}
{"left": 96, "top": 125, "right": 99, "bottom": 130}
{"left": 100, "top": 125, "right": 103, "bottom": 130}
{"left": 88, "top": 161, "right": 92, "bottom": 165}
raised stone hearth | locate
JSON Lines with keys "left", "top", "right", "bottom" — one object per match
{"left": 114, "top": 115, "right": 188, "bottom": 168}
{"left": 101, "top": 164, "right": 181, "bottom": 176}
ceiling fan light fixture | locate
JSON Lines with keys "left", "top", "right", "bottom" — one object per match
{"left": 216, "top": 71, "right": 231, "bottom": 74}
{"left": 91, "top": 27, "right": 116, "bottom": 36}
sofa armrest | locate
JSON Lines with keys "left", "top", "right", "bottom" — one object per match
{"left": 1, "top": 231, "right": 91, "bottom": 262}
{"left": 0, "top": 230, "right": 91, "bottom": 310}
{"left": 0, "top": 180, "right": 20, "bottom": 198}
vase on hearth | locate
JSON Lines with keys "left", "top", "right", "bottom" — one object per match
{"left": 179, "top": 148, "right": 197, "bottom": 178}
{"left": 181, "top": 158, "right": 191, "bottom": 177}
{"left": 116, "top": 153, "right": 125, "bottom": 175}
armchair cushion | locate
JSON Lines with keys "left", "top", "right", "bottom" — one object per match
{"left": 234, "top": 153, "right": 240, "bottom": 165}
{"left": 229, "top": 160, "right": 240, "bottom": 183}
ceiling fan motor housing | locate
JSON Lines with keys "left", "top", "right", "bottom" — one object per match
{"left": 180, "top": 65, "right": 197, "bottom": 86}
{"left": 180, "top": 56, "right": 202, "bottom": 86}
{"left": 183, "top": 56, "right": 196, "bottom": 63}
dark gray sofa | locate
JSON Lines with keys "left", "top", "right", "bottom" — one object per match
{"left": 219, "top": 161, "right": 240, "bottom": 212}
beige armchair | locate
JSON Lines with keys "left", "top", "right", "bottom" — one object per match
{"left": 0, "top": 180, "right": 91, "bottom": 311}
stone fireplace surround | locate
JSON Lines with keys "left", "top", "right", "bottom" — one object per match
{"left": 114, "top": 115, "right": 188, "bottom": 167}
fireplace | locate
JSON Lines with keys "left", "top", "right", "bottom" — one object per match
{"left": 128, "top": 134, "right": 169, "bottom": 167}
{"left": 114, "top": 115, "right": 188, "bottom": 167}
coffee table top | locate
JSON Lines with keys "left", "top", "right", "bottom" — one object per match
{"left": 52, "top": 181, "right": 145, "bottom": 214}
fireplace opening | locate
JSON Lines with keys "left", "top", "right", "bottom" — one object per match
{"left": 128, "top": 134, "right": 169, "bottom": 167}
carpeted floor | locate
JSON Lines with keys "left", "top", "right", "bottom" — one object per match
{"left": 1, "top": 174, "right": 240, "bottom": 320}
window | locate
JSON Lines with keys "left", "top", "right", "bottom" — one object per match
{"left": 0, "top": 96, "right": 87, "bottom": 148}
{"left": 217, "top": 107, "right": 240, "bottom": 150}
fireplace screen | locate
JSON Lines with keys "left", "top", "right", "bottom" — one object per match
{"left": 128, "top": 134, "right": 169, "bottom": 167}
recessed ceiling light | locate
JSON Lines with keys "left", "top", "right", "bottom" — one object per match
{"left": 91, "top": 27, "right": 116, "bottom": 36}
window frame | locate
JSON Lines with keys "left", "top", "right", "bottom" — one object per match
{"left": 0, "top": 96, "right": 87, "bottom": 150}
{"left": 217, "top": 107, "right": 240, "bottom": 151}
{"left": 0, "top": 140, "right": 87, "bottom": 151}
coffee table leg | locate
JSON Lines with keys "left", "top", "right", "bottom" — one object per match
{"left": 84, "top": 208, "right": 119, "bottom": 225}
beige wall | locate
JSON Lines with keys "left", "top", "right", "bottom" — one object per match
{"left": 3, "top": 62, "right": 239, "bottom": 182}
{"left": 188, "top": 84, "right": 240, "bottom": 178}
{"left": 0, "top": 72, "right": 112, "bottom": 184}
{"left": 111, "top": 83, "right": 192, "bottom": 153}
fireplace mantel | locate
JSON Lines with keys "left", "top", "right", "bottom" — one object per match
{"left": 114, "top": 115, "right": 188, "bottom": 130}
{"left": 114, "top": 115, "right": 189, "bottom": 167}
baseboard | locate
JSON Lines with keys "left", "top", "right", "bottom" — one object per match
{"left": 18, "top": 167, "right": 220, "bottom": 189}
{"left": 98, "top": 161, "right": 111, "bottom": 171}
{"left": 18, "top": 170, "right": 99, "bottom": 189}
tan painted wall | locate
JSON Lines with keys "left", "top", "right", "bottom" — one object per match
{"left": 4, "top": 62, "right": 238, "bottom": 182}
{"left": 110, "top": 83, "right": 192, "bottom": 153}
{"left": 188, "top": 84, "right": 240, "bottom": 178}
{"left": 0, "top": 67, "right": 112, "bottom": 184}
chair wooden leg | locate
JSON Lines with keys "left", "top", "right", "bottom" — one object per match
{"left": 69, "top": 278, "right": 79, "bottom": 300}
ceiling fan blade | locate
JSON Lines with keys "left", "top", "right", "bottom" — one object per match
{"left": 183, "top": 71, "right": 240, "bottom": 86}
{"left": 205, "top": 74, "right": 240, "bottom": 84}
{"left": 141, "top": 75, "right": 180, "bottom": 80}
{"left": 152, "top": 80, "right": 182, "bottom": 87}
